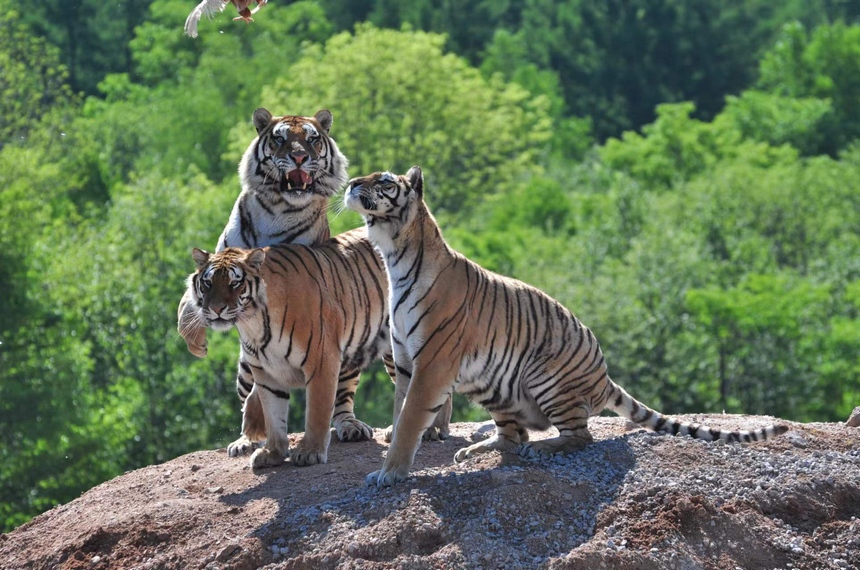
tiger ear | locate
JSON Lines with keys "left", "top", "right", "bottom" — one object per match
{"left": 192, "top": 248, "right": 211, "bottom": 271}
{"left": 314, "top": 110, "right": 333, "bottom": 133}
{"left": 406, "top": 165, "right": 423, "bottom": 197}
{"left": 245, "top": 248, "right": 266, "bottom": 272}
{"left": 253, "top": 108, "right": 273, "bottom": 134}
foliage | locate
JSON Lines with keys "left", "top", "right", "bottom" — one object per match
{"left": 0, "top": 1, "right": 78, "bottom": 149}
{"left": 256, "top": 24, "right": 552, "bottom": 217}
{"left": 758, "top": 21, "right": 860, "bottom": 155}
{"left": 599, "top": 102, "right": 797, "bottom": 190}
{"left": 4, "top": 4, "right": 860, "bottom": 533}
{"left": 720, "top": 90, "right": 834, "bottom": 156}
{"left": 22, "top": 0, "right": 154, "bottom": 95}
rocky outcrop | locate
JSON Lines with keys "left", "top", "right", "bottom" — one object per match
{"left": 1, "top": 417, "right": 858, "bottom": 570}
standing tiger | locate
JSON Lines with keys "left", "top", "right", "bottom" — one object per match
{"left": 344, "top": 166, "right": 790, "bottom": 488}
{"left": 177, "top": 107, "right": 350, "bottom": 455}
{"left": 185, "top": 228, "right": 391, "bottom": 467}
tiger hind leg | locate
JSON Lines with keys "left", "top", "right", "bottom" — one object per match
{"left": 332, "top": 370, "right": 373, "bottom": 442}
{"left": 517, "top": 402, "right": 593, "bottom": 459}
{"left": 454, "top": 415, "right": 525, "bottom": 463}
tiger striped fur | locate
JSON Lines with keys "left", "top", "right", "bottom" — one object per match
{"left": 177, "top": 107, "right": 349, "bottom": 457}
{"left": 344, "top": 166, "right": 790, "bottom": 488}
{"left": 185, "top": 228, "right": 392, "bottom": 468}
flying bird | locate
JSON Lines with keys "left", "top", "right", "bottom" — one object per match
{"left": 184, "top": 0, "right": 267, "bottom": 38}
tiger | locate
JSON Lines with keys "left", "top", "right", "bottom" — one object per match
{"left": 177, "top": 107, "right": 349, "bottom": 456}
{"left": 344, "top": 166, "right": 790, "bottom": 488}
{"left": 184, "top": 228, "right": 391, "bottom": 467}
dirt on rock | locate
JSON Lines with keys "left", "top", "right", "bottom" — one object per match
{"left": 2, "top": 416, "right": 859, "bottom": 570}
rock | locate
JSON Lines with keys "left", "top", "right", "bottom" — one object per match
{"left": 2, "top": 418, "right": 859, "bottom": 570}
{"left": 846, "top": 407, "right": 860, "bottom": 427}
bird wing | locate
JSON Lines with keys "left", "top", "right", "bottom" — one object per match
{"left": 184, "top": 0, "right": 230, "bottom": 38}
{"left": 250, "top": 0, "right": 268, "bottom": 15}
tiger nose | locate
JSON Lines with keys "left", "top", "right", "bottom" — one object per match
{"left": 210, "top": 302, "right": 227, "bottom": 316}
{"left": 291, "top": 152, "right": 309, "bottom": 166}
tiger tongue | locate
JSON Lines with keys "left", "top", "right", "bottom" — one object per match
{"left": 287, "top": 169, "right": 312, "bottom": 188}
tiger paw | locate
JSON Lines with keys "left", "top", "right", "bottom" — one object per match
{"left": 290, "top": 446, "right": 327, "bottom": 467}
{"left": 383, "top": 425, "right": 394, "bottom": 443}
{"left": 515, "top": 443, "right": 552, "bottom": 460}
{"left": 423, "top": 426, "right": 449, "bottom": 441}
{"left": 454, "top": 434, "right": 517, "bottom": 463}
{"left": 516, "top": 434, "right": 591, "bottom": 460}
{"left": 364, "top": 465, "right": 408, "bottom": 488}
{"left": 335, "top": 418, "right": 373, "bottom": 442}
{"left": 453, "top": 447, "right": 472, "bottom": 463}
{"left": 250, "top": 447, "right": 286, "bottom": 469}
{"left": 227, "top": 435, "right": 259, "bottom": 457}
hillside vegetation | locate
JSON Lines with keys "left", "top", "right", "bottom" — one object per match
{"left": 1, "top": 0, "right": 859, "bottom": 531}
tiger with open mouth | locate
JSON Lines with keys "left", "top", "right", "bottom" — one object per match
{"left": 217, "top": 107, "right": 347, "bottom": 252}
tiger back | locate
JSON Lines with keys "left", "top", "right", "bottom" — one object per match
{"left": 186, "top": 228, "right": 391, "bottom": 468}
{"left": 345, "top": 166, "right": 789, "bottom": 488}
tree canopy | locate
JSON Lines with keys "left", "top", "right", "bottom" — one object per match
{"left": 2, "top": 0, "right": 859, "bottom": 531}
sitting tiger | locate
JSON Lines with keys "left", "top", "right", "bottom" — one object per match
{"left": 344, "top": 166, "right": 790, "bottom": 488}
{"left": 185, "top": 229, "right": 392, "bottom": 467}
{"left": 177, "top": 107, "right": 355, "bottom": 456}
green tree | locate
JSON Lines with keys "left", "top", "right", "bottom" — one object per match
{"left": 686, "top": 274, "right": 831, "bottom": 417}
{"left": 23, "top": 0, "right": 153, "bottom": 95}
{"left": 480, "top": 29, "right": 592, "bottom": 161}
{"left": 720, "top": 90, "right": 834, "bottom": 156}
{"left": 759, "top": 22, "right": 860, "bottom": 154}
{"left": 600, "top": 102, "right": 796, "bottom": 190}
{"left": 0, "top": 1, "right": 77, "bottom": 149}
{"left": 254, "top": 24, "right": 552, "bottom": 219}
{"left": 79, "top": 1, "right": 335, "bottom": 185}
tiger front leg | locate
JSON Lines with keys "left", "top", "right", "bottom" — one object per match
{"left": 454, "top": 414, "right": 525, "bottom": 462}
{"left": 249, "top": 380, "right": 291, "bottom": 469}
{"left": 382, "top": 347, "right": 446, "bottom": 442}
{"left": 367, "top": 362, "right": 455, "bottom": 488}
{"left": 383, "top": 358, "right": 410, "bottom": 443}
{"left": 291, "top": 360, "right": 339, "bottom": 466}
{"left": 228, "top": 382, "right": 266, "bottom": 457}
{"left": 382, "top": 347, "right": 408, "bottom": 443}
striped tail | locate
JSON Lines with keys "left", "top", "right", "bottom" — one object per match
{"left": 606, "top": 381, "right": 789, "bottom": 443}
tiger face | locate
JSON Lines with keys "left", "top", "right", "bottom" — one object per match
{"left": 189, "top": 248, "right": 267, "bottom": 332}
{"left": 344, "top": 166, "right": 424, "bottom": 226}
{"left": 241, "top": 108, "right": 348, "bottom": 198}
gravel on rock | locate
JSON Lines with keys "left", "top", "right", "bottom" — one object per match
{"left": 1, "top": 416, "right": 858, "bottom": 570}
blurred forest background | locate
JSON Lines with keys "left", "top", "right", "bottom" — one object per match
{"left": 2, "top": 0, "right": 860, "bottom": 531}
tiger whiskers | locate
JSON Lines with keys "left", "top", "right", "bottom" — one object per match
{"left": 178, "top": 310, "right": 207, "bottom": 339}
{"left": 262, "top": 169, "right": 275, "bottom": 188}
{"left": 327, "top": 196, "right": 350, "bottom": 220}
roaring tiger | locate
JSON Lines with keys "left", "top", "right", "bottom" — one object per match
{"left": 344, "top": 166, "right": 790, "bottom": 488}
{"left": 177, "top": 107, "right": 349, "bottom": 456}
{"left": 185, "top": 229, "right": 391, "bottom": 467}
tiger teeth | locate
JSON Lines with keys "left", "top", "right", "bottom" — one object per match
{"left": 302, "top": 183, "right": 307, "bottom": 190}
